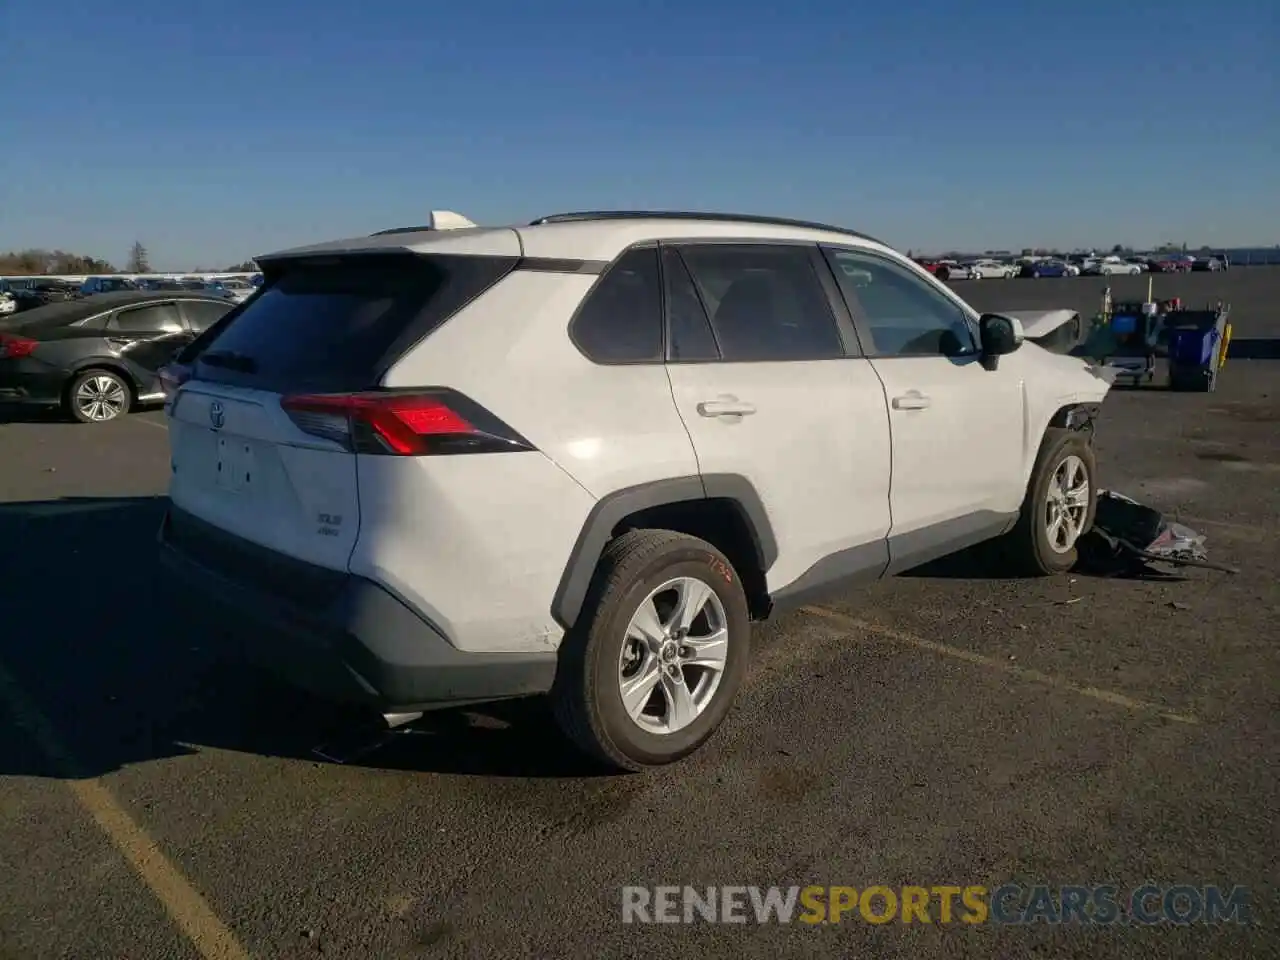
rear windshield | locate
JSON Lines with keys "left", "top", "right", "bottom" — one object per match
{"left": 189, "top": 254, "right": 514, "bottom": 393}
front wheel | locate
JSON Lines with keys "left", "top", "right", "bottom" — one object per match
{"left": 66, "top": 369, "right": 132, "bottom": 423}
{"left": 1002, "top": 429, "right": 1097, "bottom": 575}
{"left": 551, "top": 529, "right": 751, "bottom": 771}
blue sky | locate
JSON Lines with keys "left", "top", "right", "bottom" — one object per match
{"left": 2, "top": 0, "right": 1276, "bottom": 269}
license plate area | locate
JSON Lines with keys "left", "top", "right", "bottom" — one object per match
{"left": 215, "top": 435, "right": 257, "bottom": 495}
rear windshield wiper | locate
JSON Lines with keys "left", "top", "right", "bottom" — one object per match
{"left": 198, "top": 350, "right": 258, "bottom": 373}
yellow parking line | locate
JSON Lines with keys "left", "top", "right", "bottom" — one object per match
{"left": 0, "top": 661, "right": 250, "bottom": 960}
{"left": 800, "top": 606, "right": 1199, "bottom": 725}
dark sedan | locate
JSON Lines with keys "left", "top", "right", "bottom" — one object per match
{"left": 0, "top": 291, "right": 236, "bottom": 422}
{"left": 1019, "top": 260, "right": 1072, "bottom": 278}
{"left": 11, "top": 278, "right": 81, "bottom": 312}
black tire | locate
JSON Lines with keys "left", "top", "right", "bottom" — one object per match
{"left": 65, "top": 368, "right": 133, "bottom": 424}
{"left": 1002, "top": 429, "right": 1098, "bottom": 576}
{"left": 936, "top": 266, "right": 951, "bottom": 282}
{"left": 551, "top": 529, "right": 751, "bottom": 772}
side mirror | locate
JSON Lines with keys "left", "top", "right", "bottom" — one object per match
{"left": 979, "top": 313, "right": 1024, "bottom": 370}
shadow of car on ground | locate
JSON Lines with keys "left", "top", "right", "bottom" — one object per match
{"left": 0, "top": 496, "right": 607, "bottom": 782}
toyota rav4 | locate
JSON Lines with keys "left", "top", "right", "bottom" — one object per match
{"left": 158, "top": 209, "right": 1111, "bottom": 771}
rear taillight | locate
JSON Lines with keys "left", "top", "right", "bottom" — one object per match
{"left": 158, "top": 363, "right": 192, "bottom": 408}
{"left": 0, "top": 333, "right": 37, "bottom": 359}
{"left": 280, "top": 389, "right": 534, "bottom": 456}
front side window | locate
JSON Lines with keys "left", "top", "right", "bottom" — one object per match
{"left": 823, "top": 248, "right": 977, "bottom": 358}
{"left": 677, "top": 243, "right": 844, "bottom": 362}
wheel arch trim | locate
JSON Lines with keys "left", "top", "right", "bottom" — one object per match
{"left": 550, "top": 474, "right": 778, "bottom": 630}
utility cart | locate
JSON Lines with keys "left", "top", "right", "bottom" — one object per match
{"left": 1165, "top": 301, "right": 1232, "bottom": 392}
{"left": 1080, "top": 281, "right": 1231, "bottom": 391}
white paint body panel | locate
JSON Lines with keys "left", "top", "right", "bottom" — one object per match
{"left": 665, "top": 359, "right": 892, "bottom": 591}
{"left": 382, "top": 270, "right": 700, "bottom": 499}
{"left": 870, "top": 355, "right": 1027, "bottom": 532}
{"left": 168, "top": 383, "right": 361, "bottom": 571}
{"left": 349, "top": 452, "right": 596, "bottom": 654}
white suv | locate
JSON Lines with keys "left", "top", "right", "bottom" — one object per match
{"left": 158, "top": 210, "right": 1111, "bottom": 771}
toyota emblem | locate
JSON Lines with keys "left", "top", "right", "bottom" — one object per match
{"left": 209, "top": 400, "right": 225, "bottom": 430}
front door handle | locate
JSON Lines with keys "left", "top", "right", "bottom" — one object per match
{"left": 697, "top": 397, "right": 757, "bottom": 418}
{"left": 891, "top": 392, "right": 932, "bottom": 410}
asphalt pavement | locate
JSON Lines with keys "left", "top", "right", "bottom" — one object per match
{"left": 0, "top": 269, "right": 1277, "bottom": 959}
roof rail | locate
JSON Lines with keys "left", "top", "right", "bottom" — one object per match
{"left": 528, "top": 210, "right": 888, "bottom": 247}
{"left": 370, "top": 209, "right": 478, "bottom": 236}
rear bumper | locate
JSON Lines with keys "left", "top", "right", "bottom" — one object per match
{"left": 0, "top": 362, "right": 64, "bottom": 405}
{"left": 157, "top": 506, "right": 558, "bottom": 712}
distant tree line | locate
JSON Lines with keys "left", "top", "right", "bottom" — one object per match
{"left": 0, "top": 240, "right": 256, "bottom": 276}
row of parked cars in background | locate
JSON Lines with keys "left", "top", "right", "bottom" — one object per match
{"left": 0, "top": 273, "right": 262, "bottom": 316}
{"left": 915, "top": 252, "right": 1230, "bottom": 282}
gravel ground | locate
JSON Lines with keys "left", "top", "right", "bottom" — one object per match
{"left": 0, "top": 269, "right": 1276, "bottom": 959}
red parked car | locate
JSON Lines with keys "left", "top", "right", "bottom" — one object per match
{"left": 912, "top": 258, "right": 940, "bottom": 274}
{"left": 1150, "top": 256, "right": 1192, "bottom": 274}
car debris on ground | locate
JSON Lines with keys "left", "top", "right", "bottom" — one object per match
{"left": 1078, "top": 490, "right": 1240, "bottom": 576}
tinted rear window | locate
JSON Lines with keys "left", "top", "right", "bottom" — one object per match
{"left": 190, "top": 254, "right": 514, "bottom": 393}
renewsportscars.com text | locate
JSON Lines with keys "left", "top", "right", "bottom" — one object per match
{"left": 621, "top": 884, "right": 1252, "bottom": 926}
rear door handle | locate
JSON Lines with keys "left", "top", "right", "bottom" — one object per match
{"left": 891, "top": 392, "right": 931, "bottom": 410}
{"left": 697, "top": 397, "right": 757, "bottom": 418}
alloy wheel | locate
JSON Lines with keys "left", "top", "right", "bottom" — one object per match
{"left": 75, "top": 376, "right": 128, "bottom": 422}
{"left": 617, "top": 577, "right": 729, "bottom": 734}
{"left": 1045, "top": 454, "right": 1090, "bottom": 553}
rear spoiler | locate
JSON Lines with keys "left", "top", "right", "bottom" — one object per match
{"left": 369, "top": 210, "right": 479, "bottom": 236}
{"left": 254, "top": 211, "right": 488, "bottom": 268}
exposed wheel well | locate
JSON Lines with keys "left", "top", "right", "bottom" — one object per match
{"left": 1047, "top": 402, "right": 1099, "bottom": 435}
{"left": 612, "top": 498, "right": 772, "bottom": 620}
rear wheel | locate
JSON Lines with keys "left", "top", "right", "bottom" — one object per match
{"left": 66, "top": 369, "right": 132, "bottom": 423}
{"left": 551, "top": 529, "right": 751, "bottom": 772}
{"left": 1002, "top": 429, "right": 1097, "bottom": 575}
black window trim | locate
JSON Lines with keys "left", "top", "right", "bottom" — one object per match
{"left": 658, "top": 245, "right": 722, "bottom": 363}
{"left": 819, "top": 244, "right": 981, "bottom": 360}
{"left": 659, "top": 239, "right": 864, "bottom": 364}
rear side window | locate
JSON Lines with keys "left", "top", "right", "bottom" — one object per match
{"left": 180, "top": 299, "right": 233, "bottom": 333}
{"left": 109, "top": 303, "right": 183, "bottom": 334}
{"left": 571, "top": 247, "right": 663, "bottom": 363}
{"left": 678, "top": 244, "right": 844, "bottom": 362}
{"left": 191, "top": 254, "right": 514, "bottom": 393}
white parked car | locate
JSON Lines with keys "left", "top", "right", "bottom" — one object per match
{"left": 213, "top": 278, "right": 256, "bottom": 304}
{"left": 0, "top": 292, "right": 15, "bottom": 316}
{"left": 1083, "top": 256, "right": 1141, "bottom": 276}
{"left": 158, "top": 209, "right": 1112, "bottom": 771}
{"left": 934, "top": 261, "right": 973, "bottom": 281}
{"left": 967, "top": 259, "right": 1016, "bottom": 279}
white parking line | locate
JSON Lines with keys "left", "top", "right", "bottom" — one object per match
{"left": 0, "top": 660, "right": 249, "bottom": 960}
{"left": 801, "top": 605, "right": 1200, "bottom": 725}
{"left": 132, "top": 417, "right": 168, "bottom": 430}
